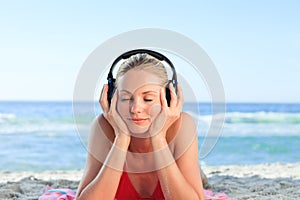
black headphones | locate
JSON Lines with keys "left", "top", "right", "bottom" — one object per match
{"left": 107, "top": 49, "right": 178, "bottom": 106}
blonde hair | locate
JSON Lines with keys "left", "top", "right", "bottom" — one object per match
{"left": 115, "top": 53, "right": 168, "bottom": 87}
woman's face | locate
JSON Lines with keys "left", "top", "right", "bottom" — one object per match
{"left": 116, "top": 69, "right": 163, "bottom": 136}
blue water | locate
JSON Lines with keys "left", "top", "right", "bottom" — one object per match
{"left": 0, "top": 101, "right": 300, "bottom": 171}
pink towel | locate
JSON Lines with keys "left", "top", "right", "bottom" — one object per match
{"left": 204, "top": 189, "right": 234, "bottom": 200}
{"left": 38, "top": 186, "right": 76, "bottom": 200}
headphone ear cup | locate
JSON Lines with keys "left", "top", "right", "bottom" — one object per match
{"left": 165, "top": 87, "right": 171, "bottom": 107}
{"left": 107, "top": 78, "right": 115, "bottom": 106}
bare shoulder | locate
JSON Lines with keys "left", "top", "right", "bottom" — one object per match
{"left": 180, "top": 112, "right": 197, "bottom": 129}
{"left": 175, "top": 112, "right": 197, "bottom": 138}
{"left": 88, "top": 115, "right": 115, "bottom": 160}
{"left": 166, "top": 112, "right": 196, "bottom": 147}
{"left": 89, "top": 114, "right": 115, "bottom": 144}
{"left": 180, "top": 112, "right": 195, "bottom": 121}
{"left": 171, "top": 112, "right": 197, "bottom": 157}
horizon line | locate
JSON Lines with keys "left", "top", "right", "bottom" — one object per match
{"left": 0, "top": 100, "right": 300, "bottom": 104}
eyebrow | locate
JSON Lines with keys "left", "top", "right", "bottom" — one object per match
{"left": 119, "top": 90, "right": 159, "bottom": 95}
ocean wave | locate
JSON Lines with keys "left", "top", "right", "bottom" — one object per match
{"left": 187, "top": 111, "right": 300, "bottom": 136}
{"left": 187, "top": 111, "right": 300, "bottom": 125}
{"left": 0, "top": 113, "right": 93, "bottom": 134}
{"left": 0, "top": 113, "right": 16, "bottom": 123}
{"left": 224, "top": 112, "right": 300, "bottom": 124}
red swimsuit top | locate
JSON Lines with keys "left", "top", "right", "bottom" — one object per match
{"left": 115, "top": 171, "right": 165, "bottom": 200}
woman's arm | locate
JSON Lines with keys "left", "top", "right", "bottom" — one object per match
{"left": 76, "top": 84, "right": 130, "bottom": 200}
{"left": 76, "top": 115, "right": 130, "bottom": 200}
{"left": 151, "top": 112, "right": 204, "bottom": 200}
{"left": 149, "top": 85, "right": 204, "bottom": 199}
{"left": 76, "top": 85, "right": 131, "bottom": 200}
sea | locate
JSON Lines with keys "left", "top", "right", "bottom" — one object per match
{"left": 0, "top": 101, "right": 300, "bottom": 171}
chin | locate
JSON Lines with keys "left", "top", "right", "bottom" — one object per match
{"left": 127, "top": 124, "right": 150, "bottom": 138}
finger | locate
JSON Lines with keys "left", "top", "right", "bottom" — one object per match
{"left": 160, "top": 87, "right": 168, "bottom": 108}
{"left": 100, "top": 84, "right": 109, "bottom": 112}
{"left": 110, "top": 88, "right": 118, "bottom": 111}
{"left": 176, "top": 84, "right": 184, "bottom": 108}
{"left": 99, "top": 84, "right": 105, "bottom": 103}
{"left": 169, "top": 83, "right": 177, "bottom": 107}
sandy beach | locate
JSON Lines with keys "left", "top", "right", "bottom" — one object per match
{"left": 1, "top": 162, "right": 299, "bottom": 200}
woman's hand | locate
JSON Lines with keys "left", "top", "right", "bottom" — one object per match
{"left": 99, "top": 84, "right": 130, "bottom": 140}
{"left": 149, "top": 84, "right": 184, "bottom": 138}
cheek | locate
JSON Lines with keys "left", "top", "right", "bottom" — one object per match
{"left": 149, "top": 104, "right": 161, "bottom": 117}
{"left": 117, "top": 101, "right": 128, "bottom": 117}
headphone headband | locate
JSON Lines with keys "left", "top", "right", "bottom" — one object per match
{"left": 108, "top": 49, "right": 177, "bottom": 85}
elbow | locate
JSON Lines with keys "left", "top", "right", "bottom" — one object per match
{"left": 75, "top": 192, "right": 85, "bottom": 200}
{"left": 198, "top": 190, "right": 205, "bottom": 200}
{"left": 189, "top": 188, "right": 204, "bottom": 200}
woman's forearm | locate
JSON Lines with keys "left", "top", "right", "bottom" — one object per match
{"left": 151, "top": 135, "right": 203, "bottom": 200}
{"left": 77, "top": 136, "right": 129, "bottom": 200}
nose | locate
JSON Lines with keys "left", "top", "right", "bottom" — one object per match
{"left": 130, "top": 98, "right": 143, "bottom": 114}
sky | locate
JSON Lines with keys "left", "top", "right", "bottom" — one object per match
{"left": 0, "top": 0, "right": 299, "bottom": 102}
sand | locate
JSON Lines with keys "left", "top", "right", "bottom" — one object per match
{"left": 1, "top": 162, "right": 300, "bottom": 200}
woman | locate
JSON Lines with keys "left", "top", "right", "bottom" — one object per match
{"left": 76, "top": 52, "right": 205, "bottom": 200}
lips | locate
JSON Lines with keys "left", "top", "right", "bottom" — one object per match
{"left": 129, "top": 117, "right": 148, "bottom": 124}
{"left": 132, "top": 118, "right": 146, "bottom": 121}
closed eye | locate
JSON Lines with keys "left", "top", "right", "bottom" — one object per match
{"left": 120, "top": 96, "right": 132, "bottom": 102}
